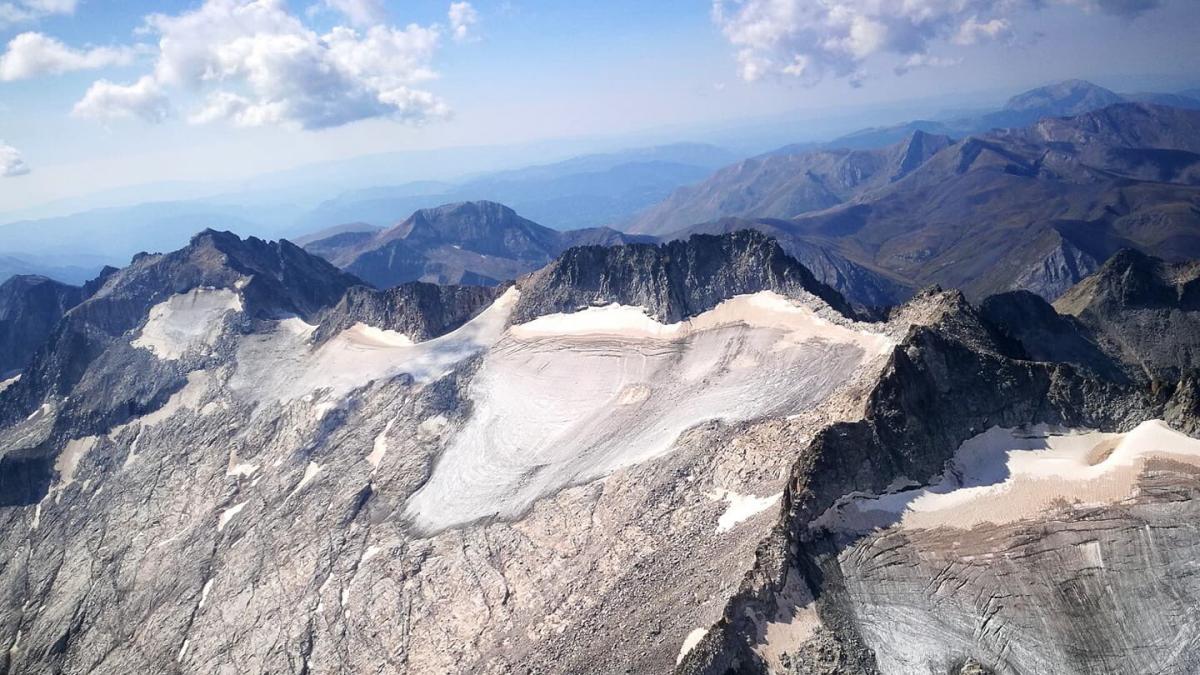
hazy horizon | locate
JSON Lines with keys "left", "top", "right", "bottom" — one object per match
{"left": 1, "top": 0, "right": 1198, "bottom": 216}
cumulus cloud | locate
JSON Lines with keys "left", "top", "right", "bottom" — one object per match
{"left": 448, "top": 2, "right": 479, "bottom": 42}
{"left": 0, "top": 0, "right": 76, "bottom": 26}
{"left": 72, "top": 75, "right": 170, "bottom": 123}
{"left": 713, "top": 0, "right": 1166, "bottom": 84}
{"left": 0, "top": 141, "right": 29, "bottom": 177}
{"left": 74, "top": 0, "right": 456, "bottom": 130}
{"left": 0, "top": 32, "right": 140, "bottom": 81}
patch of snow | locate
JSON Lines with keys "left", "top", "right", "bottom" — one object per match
{"left": 218, "top": 501, "right": 247, "bottom": 532}
{"left": 198, "top": 578, "right": 214, "bottom": 608}
{"left": 293, "top": 462, "right": 322, "bottom": 494}
{"left": 0, "top": 374, "right": 20, "bottom": 394}
{"left": 362, "top": 545, "right": 383, "bottom": 563}
{"left": 417, "top": 414, "right": 448, "bottom": 439}
{"left": 677, "top": 628, "right": 708, "bottom": 665}
{"left": 177, "top": 638, "right": 190, "bottom": 662}
{"left": 133, "top": 288, "right": 242, "bottom": 360}
{"left": 54, "top": 436, "right": 97, "bottom": 493}
{"left": 227, "top": 462, "right": 258, "bottom": 479}
{"left": 137, "top": 370, "right": 211, "bottom": 428}
{"left": 26, "top": 402, "right": 50, "bottom": 422}
{"left": 345, "top": 323, "right": 414, "bottom": 347}
{"left": 817, "top": 420, "right": 1200, "bottom": 533}
{"left": 368, "top": 421, "right": 393, "bottom": 468}
{"left": 715, "top": 490, "right": 783, "bottom": 533}
{"left": 313, "top": 402, "right": 338, "bottom": 420}
{"left": 405, "top": 291, "right": 892, "bottom": 533}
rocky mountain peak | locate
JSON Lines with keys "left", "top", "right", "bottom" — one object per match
{"left": 1, "top": 230, "right": 362, "bottom": 421}
{"left": 1003, "top": 79, "right": 1124, "bottom": 115}
{"left": 510, "top": 229, "right": 857, "bottom": 324}
{"left": 1057, "top": 248, "right": 1200, "bottom": 314}
{"left": 391, "top": 200, "right": 553, "bottom": 251}
{"left": 891, "top": 129, "right": 954, "bottom": 179}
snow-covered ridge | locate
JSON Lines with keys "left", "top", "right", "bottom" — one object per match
{"left": 231, "top": 288, "right": 519, "bottom": 403}
{"left": 817, "top": 420, "right": 1200, "bottom": 534}
{"left": 404, "top": 291, "right": 894, "bottom": 533}
{"left": 511, "top": 292, "right": 887, "bottom": 353}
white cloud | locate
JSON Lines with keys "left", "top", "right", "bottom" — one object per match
{"left": 323, "top": 0, "right": 385, "bottom": 26}
{"left": 75, "top": 0, "right": 455, "bottom": 130}
{"left": 0, "top": 141, "right": 29, "bottom": 177}
{"left": 953, "top": 17, "right": 1012, "bottom": 46}
{"left": 448, "top": 2, "right": 478, "bottom": 42}
{"left": 0, "top": 0, "right": 76, "bottom": 26}
{"left": 72, "top": 75, "right": 170, "bottom": 123}
{"left": 713, "top": 0, "right": 1166, "bottom": 84}
{"left": 0, "top": 32, "right": 140, "bottom": 81}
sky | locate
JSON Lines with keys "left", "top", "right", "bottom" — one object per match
{"left": 0, "top": 0, "right": 1198, "bottom": 212}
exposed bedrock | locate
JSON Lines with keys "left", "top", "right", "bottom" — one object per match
{"left": 681, "top": 284, "right": 1198, "bottom": 675}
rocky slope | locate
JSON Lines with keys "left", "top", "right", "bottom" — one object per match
{"left": 1, "top": 231, "right": 1199, "bottom": 675}
{"left": 306, "top": 200, "right": 650, "bottom": 288}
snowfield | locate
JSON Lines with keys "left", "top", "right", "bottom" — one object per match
{"left": 404, "top": 291, "right": 892, "bottom": 533}
{"left": 817, "top": 420, "right": 1200, "bottom": 534}
{"left": 133, "top": 288, "right": 243, "bottom": 360}
{"left": 231, "top": 288, "right": 519, "bottom": 403}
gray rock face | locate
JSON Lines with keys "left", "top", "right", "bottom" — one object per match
{"left": 510, "top": 230, "right": 858, "bottom": 324}
{"left": 0, "top": 276, "right": 84, "bottom": 377}
{"left": 665, "top": 218, "right": 914, "bottom": 309}
{"left": 1008, "top": 232, "right": 1099, "bottom": 300}
{"left": 311, "top": 282, "right": 501, "bottom": 343}
{"left": 1056, "top": 249, "right": 1200, "bottom": 381}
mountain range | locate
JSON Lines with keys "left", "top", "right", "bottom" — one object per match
{"left": 2, "top": 225, "right": 1200, "bottom": 673}
{"left": 825, "top": 78, "right": 1200, "bottom": 150}
{"left": 628, "top": 102, "right": 1200, "bottom": 307}
{"left": 0, "top": 144, "right": 733, "bottom": 276}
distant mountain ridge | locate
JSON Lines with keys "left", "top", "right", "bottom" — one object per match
{"left": 672, "top": 102, "right": 1200, "bottom": 305}
{"left": 825, "top": 79, "right": 1200, "bottom": 150}
{"left": 626, "top": 130, "right": 953, "bottom": 235}
{"left": 295, "top": 143, "right": 737, "bottom": 233}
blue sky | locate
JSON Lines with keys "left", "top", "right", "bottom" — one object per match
{"left": 0, "top": 0, "right": 1198, "bottom": 212}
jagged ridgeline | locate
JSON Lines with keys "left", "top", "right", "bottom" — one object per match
{"left": 0, "top": 228, "right": 1199, "bottom": 674}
